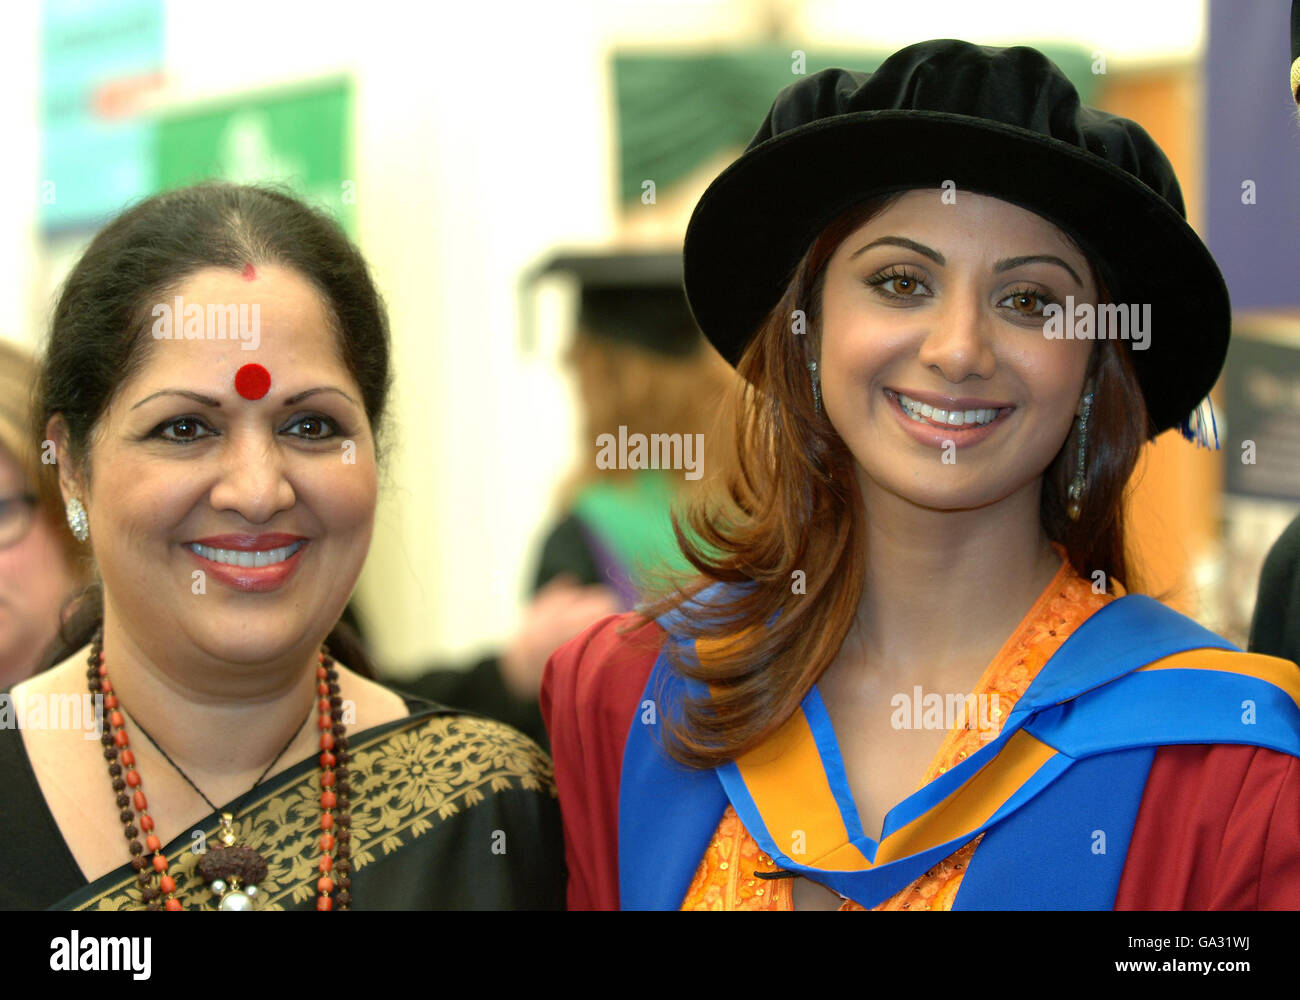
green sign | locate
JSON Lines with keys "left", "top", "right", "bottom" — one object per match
{"left": 614, "top": 44, "right": 1099, "bottom": 204}
{"left": 156, "top": 77, "right": 354, "bottom": 234}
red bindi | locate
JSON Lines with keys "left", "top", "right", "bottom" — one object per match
{"left": 242, "top": 263, "right": 257, "bottom": 281}
{"left": 235, "top": 363, "right": 271, "bottom": 400}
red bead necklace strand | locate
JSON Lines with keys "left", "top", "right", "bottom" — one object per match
{"left": 314, "top": 652, "right": 354, "bottom": 909}
{"left": 90, "top": 642, "right": 180, "bottom": 910}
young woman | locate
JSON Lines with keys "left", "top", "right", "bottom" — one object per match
{"left": 2, "top": 182, "right": 563, "bottom": 910}
{"left": 542, "top": 39, "right": 1300, "bottom": 910}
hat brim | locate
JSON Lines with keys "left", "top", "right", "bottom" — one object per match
{"left": 683, "top": 111, "right": 1230, "bottom": 436}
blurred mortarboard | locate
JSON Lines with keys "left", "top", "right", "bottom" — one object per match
{"left": 521, "top": 250, "right": 702, "bottom": 357}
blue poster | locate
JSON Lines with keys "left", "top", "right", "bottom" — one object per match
{"left": 40, "top": 0, "right": 164, "bottom": 232}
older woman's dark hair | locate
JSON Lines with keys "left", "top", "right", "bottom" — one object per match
{"left": 33, "top": 182, "right": 391, "bottom": 675}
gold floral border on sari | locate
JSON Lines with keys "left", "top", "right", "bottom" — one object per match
{"left": 70, "top": 708, "right": 555, "bottom": 911}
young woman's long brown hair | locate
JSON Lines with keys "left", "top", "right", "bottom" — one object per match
{"left": 640, "top": 193, "right": 1151, "bottom": 770}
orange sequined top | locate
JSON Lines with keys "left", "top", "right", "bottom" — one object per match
{"left": 680, "top": 559, "right": 1115, "bottom": 911}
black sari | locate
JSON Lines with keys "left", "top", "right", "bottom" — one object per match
{"left": 0, "top": 694, "right": 564, "bottom": 910}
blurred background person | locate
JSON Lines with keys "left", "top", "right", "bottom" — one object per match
{"left": 1251, "top": 515, "right": 1300, "bottom": 661}
{"left": 531, "top": 251, "right": 731, "bottom": 601}
{"left": 1246, "top": 0, "right": 1300, "bottom": 665}
{"left": 0, "top": 338, "right": 86, "bottom": 689}
{"left": 401, "top": 252, "right": 734, "bottom": 746}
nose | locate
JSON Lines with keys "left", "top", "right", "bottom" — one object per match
{"left": 207, "top": 429, "right": 296, "bottom": 524}
{"left": 916, "top": 283, "right": 997, "bottom": 384}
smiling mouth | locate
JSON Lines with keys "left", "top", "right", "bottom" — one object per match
{"left": 892, "top": 391, "right": 1013, "bottom": 430}
{"left": 185, "top": 540, "right": 305, "bottom": 568}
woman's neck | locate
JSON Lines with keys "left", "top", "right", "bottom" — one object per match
{"left": 844, "top": 475, "right": 1063, "bottom": 689}
{"left": 96, "top": 607, "right": 324, "bottom": 805}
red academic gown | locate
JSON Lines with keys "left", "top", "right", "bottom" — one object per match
{"left": 540, "top": 613, "right": 1300, "bottom": 911}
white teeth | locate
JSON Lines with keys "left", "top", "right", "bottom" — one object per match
{"left": 188, "top": 541, "right": 304, "bottom": 567}
{"left": 895, "top": 393, "right": 1002, "bottom": 428}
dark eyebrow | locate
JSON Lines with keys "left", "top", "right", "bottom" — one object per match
{"left": 283, "top": 387, "right": 359, "bottom": 407}
{"left": 850, "top": 237, "right": 945, "bottom": 265}
{"left": 994, "top": 255, "right": 1083, "bottom": 287}
{"left": 849, "top": 239, "right": 1085, "bottom": 288}
{"left": 131, "top": 390, "right": 220, "bottom": 411}
{"left": 131, "top": 387, "right": 359, "bottom": 410}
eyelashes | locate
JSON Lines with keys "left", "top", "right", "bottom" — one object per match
{"left": 862, "top": 266, "right": 1060, "bottom": 316}
{"left": 864, "top": 266, "right": 930, "bottom": 300}
{"left": 147, "top": 414, "right": 344, "bottom": 444}
{"left": 996, "top": 287, "right": 1059, "bottom": 317}
{"left": 282, "top": 415, "right": 341, "bottom": 441}
{"left": 150, "top": 416, "right": 210, "bottom": 443}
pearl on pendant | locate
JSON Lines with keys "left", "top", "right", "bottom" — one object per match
{"left": 246, "top": 885, "right": 259, "bottom": 899}
{"left": 209, "top": 879, "right": 227, "bottom": 894}
{"left": 219, "top": 890, "right": 253, "bottom": 911}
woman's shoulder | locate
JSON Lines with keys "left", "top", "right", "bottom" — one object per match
{"left": 9, "top": 645, "right": 89, "bottom": 701}
{"left": 350, "top": 678, "right": 557, "bottom": 786}
{"left": 539, "top": 611, "right": 669, "bottom": 911}
{"left": 538, "top": 581, "right": 771, "bottom": 743}
{"left": 1119, "top": 742, "right": 1300, "bottom": 909}
{"left": 540, "top": 611, "right": 668, "bottom": 738}
{"left": 339, "top": 690, "right": 563, "bottom": 852}
{"left": 341, "top": 663, "right": 546, "bottom": 754}
{"left": 0, "top": 689, "right": 86, "bottom": 908}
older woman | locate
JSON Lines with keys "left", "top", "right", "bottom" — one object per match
{"left": 0, "top": 339, "right": 86, "bottom": 689}
{"left": 2, "top": 183, "right": 562, "bottom": 910}
{"left": 543, "top": 40, "right": 1300, "bottom": 910}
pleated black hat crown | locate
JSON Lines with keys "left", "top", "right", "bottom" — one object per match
{"left": 683, "top": 38, "right": 1230, "bottom": 437}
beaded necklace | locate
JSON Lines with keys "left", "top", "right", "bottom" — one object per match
{"left": 87, "top": 630, "right": 354, "bottom": 910}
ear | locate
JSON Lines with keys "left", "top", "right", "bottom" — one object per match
{"left": 44, "top": 414, "right": 86, "bottom": 506}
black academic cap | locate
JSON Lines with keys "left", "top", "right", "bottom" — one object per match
{"left": 684, "top": 39, "right": 1228, "bottom": 437}
{"left": 523, "top": 251, "right": 702, "bottom": 357}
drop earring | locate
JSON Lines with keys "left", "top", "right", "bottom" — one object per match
{"left": 1066, "top": 392, "right": 1094, "bottom": 521}
{"left": 66, "top": 497, "right": 89, "bottom": 542}
{"left": 808, "top": 360, "right": 822, "bottom": 414}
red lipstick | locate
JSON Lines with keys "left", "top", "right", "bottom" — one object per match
{"left": 185, "top": 534, "right": 309, "bottom": 593}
